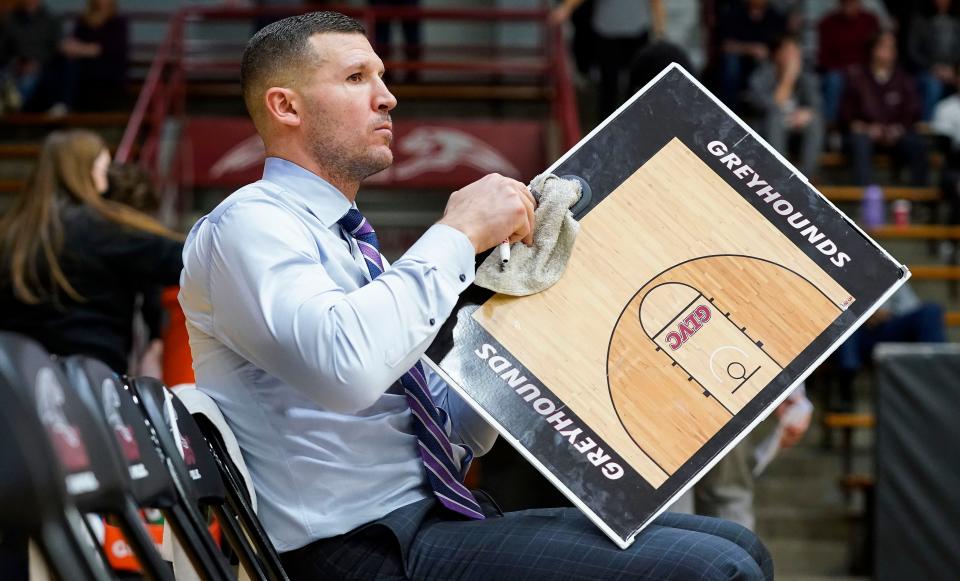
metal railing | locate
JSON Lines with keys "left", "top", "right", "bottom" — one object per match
{"left": 117, "top": 4, "right": 581, "bottom": 211}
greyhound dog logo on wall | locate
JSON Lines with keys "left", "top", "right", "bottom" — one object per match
{"left": 209, "top": 126, "right": 519, "bottom": 182}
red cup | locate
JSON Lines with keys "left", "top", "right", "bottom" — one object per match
{"left": 892, "top": 199, "right": 911, "bottom": 227}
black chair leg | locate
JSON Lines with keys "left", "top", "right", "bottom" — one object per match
{"left": 162, "top": 504, "right": 233, "bottom": 581}
{"left": 204, "top": 427, "right": 288, "bottom": 581}
{"left": 211, "top": 505, "right": 268, "bottom": 580}
{"left": 47, "top": 508, "right": 113, "bottom": 581}
{"left": 117, "top": 500, "right": 175, "bottom": 581}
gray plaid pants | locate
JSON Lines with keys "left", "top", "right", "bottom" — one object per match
{"left": 280, "top": 494, "right": 772, "bottom": 581}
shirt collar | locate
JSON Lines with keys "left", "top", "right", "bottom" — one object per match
{"left": 262, "top": 157, "right": 352, "bottom": 227}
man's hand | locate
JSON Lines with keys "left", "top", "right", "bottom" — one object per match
{"left": 749, "top": 43, "right": 769, "bottom": 61}
{"left": 933, "top": 64, "right": 956, "bottom": 84}
{"left": 775, "top": 397, "right": 812, "bottom": 449}
{"left": 881, "top": 124, "right": 904, "bottom": 146}
{"left": 439, "top": 173, "right": 536, "bottom": 254}
{"left": 789, "top": 107, "right": 814, "bottom": 129}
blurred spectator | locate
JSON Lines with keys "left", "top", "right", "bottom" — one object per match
{"left": 553, "top": 0, "right": 664, "bottom": 118}
{"left": 840, "top": 31, "right": 928, "bottom": 186}
{"left": 56, "top": 0, "right": 129, "bottom": 113}
{"left": 673, "top": 384, "right": 813, "bottom": 530}
{"left": 907, "top": 0, "right": 960, "bottom": 121}
{"left": 105, "top": 162, "right": 166, "bottom": 377}
{"left": 661, "top": 0, "right": 705, "bottom": 72}
{"left": 880, "top": 0, "right": 917, "bottom": 54}
{"left": 745, "top": 35, "right": 824, "bottom": 179}
{"left": 106, "top": 161, "right": 160, "bottom": 214}
{"left": 818, "top": 0, "right": 882, "bottom": 124}
{"left": 932, "top": 78, "right": 960, "bottom": 222}
{"left": 627, "top": 40, "right": 694, "bottom": 95}
{"left": 220, "top": 0, "right": 308, "bottom": 32}
{"left": 0, "top": 130, "right": 183, "bottom": 374}
{"left": 0, "top": 0, "right": 61, "bottom": 112}
{"left": 833, "top": 284, "right": 945, "bottom": 409}
{"left": 254, "top": 0, "right": 306, "bottom": 31}
{"left": 370, "top": 0, "right": 421, "bottom": 82}
{"left": 566, "top": 0, "right": 596, "bottom": 79}
{"left": 715, "top": 0, "right": 787, "bottom": 109}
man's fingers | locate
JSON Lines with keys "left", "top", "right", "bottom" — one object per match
{"left": 510, "top": 205, "right": 532, "bottom": 244}
{"left": 518, "top": 187, "right": 536, "bottom": 246}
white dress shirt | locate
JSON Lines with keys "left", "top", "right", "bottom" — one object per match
{"left": 179, "top": 157, "right": 497, "bottom": 552}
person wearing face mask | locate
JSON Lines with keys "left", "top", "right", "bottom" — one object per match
{"left": 0, "top": 129, "right": 183, "bottom": 374}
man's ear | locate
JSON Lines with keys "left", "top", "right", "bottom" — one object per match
{"left": 264, "top": 87, "right": 302, "bottom": 128}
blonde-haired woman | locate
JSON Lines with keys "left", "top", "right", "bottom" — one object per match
{"left": 0, "top": 129, "right": 183, "bottom": 373}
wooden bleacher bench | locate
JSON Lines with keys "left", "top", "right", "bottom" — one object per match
{"left": 839, "top": 474, "right": 875, "bottom": 491}
{"left": 0, "top": 180, "right": 23, "bottom": 194}
{"left": 0, "top": 143, "right": 42, "bottom": 158}
{"left": 0, "top": 142, "right": 129, "bottom": 159}
{"left": 909, "top": 265, "right": 960, "bottom": 281}
{"left": 820, "top": 151, "right": 944, "bottom": 170}
{"left": 819, "top": 185, "right": 939, "bottom": 203}
{"left": 175, "top": 81, "right": 550, "bottom": 101}
{"left": 823, "top": 412, "right": 876, "bottom": 430}
{"left": 0, "top": 111, "right": 129, "bottom": 128}
{"left": 824, "top": 413, "right": 876, "bottom": 498}
{"left": 868, "top": 225, "right": 960, "bottom": 240}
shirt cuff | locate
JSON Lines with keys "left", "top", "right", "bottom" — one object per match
{"left": 405, "top": 224, "right": 476, "bottom": 291}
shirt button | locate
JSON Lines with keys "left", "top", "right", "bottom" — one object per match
{"left": 459, "top": 274, "right": 466, "bottom": 282}
{"left": 429, "top": 318, "right": 436, "bottom": 325}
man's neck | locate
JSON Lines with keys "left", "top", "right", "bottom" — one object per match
{"left": 265, "top": 147, "right": 360, "bottom": 202}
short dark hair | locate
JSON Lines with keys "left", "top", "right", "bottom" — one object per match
{"left": 240, "top": 11, "right": 366, "bottom": 125}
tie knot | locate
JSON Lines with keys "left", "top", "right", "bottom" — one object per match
{"left": 337, "top": 207, "right": 384, "bottom": 277}
{"left": 337, "top": 208, "right": 375, "bottom": 239}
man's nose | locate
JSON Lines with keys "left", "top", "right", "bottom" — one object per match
{"left": 375, "top": 77, "right": 397, "bottom": 112}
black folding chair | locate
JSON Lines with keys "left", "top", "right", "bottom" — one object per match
{"left": 174, "top": 390, "right": 290, "bottom": 581}
{"left": 126, "top": 376, "right": 236, "bottom": 580}
{"left": 62, "top": 356, "right": 181, "bottom": 581}
{"left": 0, "top": 332, "right": 114, "bottom": 581}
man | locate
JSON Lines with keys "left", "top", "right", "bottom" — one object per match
{"left": 840, "top": 30, "right": 928, "bottom": 187}
{"left": 0, "top": 0, "right": 61, "bottom": 111}
{"left": 180, "top": 12, "right": 772, "bottom": 580}
{"left": 745, "top": 35, "right": 824, "bottom": 179}
{"left": 716, "top": 0, "right": 787, "bottom": 109}
{"left": 551, "top": 0, "right": 665, "bottom": 118}
{"left": 672, "top": 384, "right": 812, "bottom": 530}
{"left": 817, "top": 0, "right": 881, "bottom": 124}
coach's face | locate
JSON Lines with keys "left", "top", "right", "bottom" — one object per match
{"left": 301, "top": 32, "right": 397, "bottom": 182}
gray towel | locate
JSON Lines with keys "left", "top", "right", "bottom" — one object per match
{"left": 475, "top": 173, "right": 582, "bottom": 296}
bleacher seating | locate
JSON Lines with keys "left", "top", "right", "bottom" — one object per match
{"left": 819, "top": 185, "right": 939, "bottom": 203}
{"left": 1, "top": 3, "right": 958, "bottom": 578}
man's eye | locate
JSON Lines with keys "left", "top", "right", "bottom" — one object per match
{"left": 348, "top": 73, "right": 363, "bottom": 82}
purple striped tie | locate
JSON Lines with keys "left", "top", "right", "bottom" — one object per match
{"left": 337, "top": 208, "right": 485, "bottom": 519}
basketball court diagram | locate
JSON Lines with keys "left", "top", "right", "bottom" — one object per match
{"left": 467, "top": 137, "right": 856, "bottom": 484}
{"left": 432, "top": 64, "right": 907, "bottom": 548}
{"left": 607, "top": 254, "right": 845, "bottom": 477}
